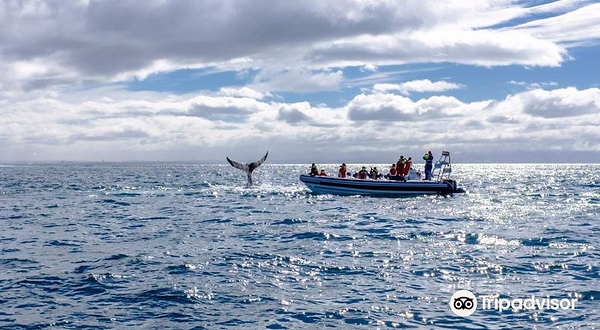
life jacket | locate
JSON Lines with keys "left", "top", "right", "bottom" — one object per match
{"left": 398, "top": 159, "right": 406, "bottom": 173}
{"left": 358, "top": 170, "right": 367, "bottom": 179}
{"left": 338, "top": 167, "right": 346, "bottom": 178}
{"left": 310, "top": 165, "right": 319, "bottom": 175}
{"left": 390, "top": 168, "right": 397, "bottom": 176}
{"left": 404, "top": 161, "right": 412, "bottom": 175}
{"left": 423, "top": 154, "right": 433, "bottom": 165}
{"left": 396, "top": 160, "right": 403, "bottom": 171}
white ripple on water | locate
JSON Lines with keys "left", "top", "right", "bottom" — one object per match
{"left": 0, "top": 163, "right": 598, "bottom": 329}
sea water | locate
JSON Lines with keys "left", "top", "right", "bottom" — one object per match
{"left": 0, "top": 163, "right": 598, "bottom": 329}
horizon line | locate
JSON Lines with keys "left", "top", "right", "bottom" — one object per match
{"left": 1, "top": 161, "right": 599, "bottom": 165}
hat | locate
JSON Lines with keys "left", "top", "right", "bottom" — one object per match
{"left": 341, "top": 163, "right": 346, "bottom": 166}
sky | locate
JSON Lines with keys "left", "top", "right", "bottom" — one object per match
{"left": 1, "top": 0, "right": 600, "bottom": 163}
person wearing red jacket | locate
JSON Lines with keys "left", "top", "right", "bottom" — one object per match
{"left": 396, "top": 156, "right": 406, "bottom": 176}
{"left": 338, "top": 163, "right": 347, "bottom": 178}
{"left": 357, "top": 166, "right": 368, "bottom": 179}
{"left": 404, "top": 157, "right": 412, "bottom": 176}
{"left": 389, "top": 164, "right": 397, "bottom": 176}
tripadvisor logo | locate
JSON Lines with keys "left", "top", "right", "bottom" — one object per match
{"left": 449, "top": 290, "right": 578, "bottom": 317}
{"left": 450, "top": 290, "right": 477, "bottom": 317}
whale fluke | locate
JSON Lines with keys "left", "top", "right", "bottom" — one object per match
{"left": 226, "top": 151, "right": 268, "bottom": 187}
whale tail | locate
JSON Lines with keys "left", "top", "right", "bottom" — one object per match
{"left": 226, "top": 151, "right": 268, "bottom": 187}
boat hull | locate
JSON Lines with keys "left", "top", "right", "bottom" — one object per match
{"left": 299, "top": 175, "right": 460, "bottom": 196}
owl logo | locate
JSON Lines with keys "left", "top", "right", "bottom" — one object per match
{"left": 450, "top": 290, "right": 477, "bottom": 317}
{"left": 453, "top": 296, "right": 475, "bottom": 310}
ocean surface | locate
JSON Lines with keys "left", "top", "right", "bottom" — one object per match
{"left": 0, "top": 163, "right": 598, "bottom": 329}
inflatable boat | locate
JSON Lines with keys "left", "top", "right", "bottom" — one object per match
{"left": 300, "top": 151, "right": 465, "bottom": 196}
{"left": 299, "top": 175, "right": 462, "bottom": 196}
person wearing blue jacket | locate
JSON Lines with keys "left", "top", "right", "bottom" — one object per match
{"left": 423, "top": 151, "right": 434, "bottom": 180}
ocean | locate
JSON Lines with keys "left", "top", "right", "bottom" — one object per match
{"left": 0, "top": 163, "right": 598, "bottom": 329}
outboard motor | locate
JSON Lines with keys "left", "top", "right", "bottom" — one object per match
{"left": 443, "top": 179, "right": 465, "bottom": 193}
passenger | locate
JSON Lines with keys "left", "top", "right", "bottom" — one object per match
{"left": 357, "top": 166, "right": 368, "bottom": 179}
{"left": 371, "top": 167, "right": 379, "bottom": 180}
{"left": 319, "top": 169, "right": 327, "bottom": 176}
{"left": 396, "top": 156, "right": 406, "bottom": 176}
{"left": 389, "top": 164, "right": 397, "bottom": 176}
{"left": 338, "top": 163, "right": 347, "bottom": 178}
{"left": 404, "top": 157, "right": 412, "bottom": 176}
{"left": 310, "top": 163, "right": 319, "bottom": 176}
{"left": 423, "top": 151, "right": 434, "bottom": 180}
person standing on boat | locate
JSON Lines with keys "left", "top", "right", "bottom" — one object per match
{"left": 310, "top": 163, "right": 319, "bottom": 176}
{"left": 338, "top": 163, "right": 347, "bottom": 178}
{"left": 423, "top": 151, "right": 434, "bottom": 180}
{"left": 404, "top": 157, "right": 412, "bottom": 176}
{"left": 396, "top": 156, "right": 406, "bottom": 176}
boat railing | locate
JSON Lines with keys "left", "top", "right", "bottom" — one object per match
{"left": 432, "top": 150, "right": 452, "bottom": 181}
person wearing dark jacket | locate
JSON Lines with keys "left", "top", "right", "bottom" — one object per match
{"left": 423, "top": 151, "right": 433, "bottom": 180}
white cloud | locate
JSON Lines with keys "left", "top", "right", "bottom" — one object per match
{"left": 249, "top": 68, "right": 344, "bottom": 93}
{"left": 218, "top": 87, "right": 270, "bottom": 100}
{"left": 360, "top": 64, "right": 378, "bottom": 72}
{"left": 508, "top": 3, "right": 600, "bottom": 46}
{"left": 309, "top": 28, "right": 566, "bottom": 67}
{"left": 1, "top": 86, "right": 599, "bottom": 161}
{"left": 0, "top": 0, "right": 596, "bottom": 91}
{"left": 373, "top": 79, "right": 464, "bottom": 95}
{"left": 504, "top": 87, "right": 600, "bottom": 118}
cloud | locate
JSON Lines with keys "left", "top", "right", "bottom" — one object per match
{"left": 508, "top": 3, "right": 600, "bottom": 46}
{"left": 308, "top": 29, "right": 566, "bottom": 67}
{"left": 277, "top": 105, "right": 312, "bottom": 124}
{"left": 0, "top": 0, "right": 596, "bottom": 92}
{"left": 249, "top": 68, "right": 344, "bottom": 93}
{"left": 218, "top": 87, "right": 270, "bottom": 100}
{"left": 1, "top": 86, "right": 599, "bottom": 161}
{"left": 507, "top": 87, "right": 600, "bottom": 118}
{"left": 360, "top": 64, "right": 378, "bottom": 72}
{"left": 508, "top": 80, "right": 558, "bottom": 90}
{"left": 373, "top": 79, "right": 464, "bottom": 95}
{"left": 347, "top": 92, "right": 476, "bottom": 121}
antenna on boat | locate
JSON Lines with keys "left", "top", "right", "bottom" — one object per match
{"left": 433, "top": 150, "right": 452, "bottom": 181}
